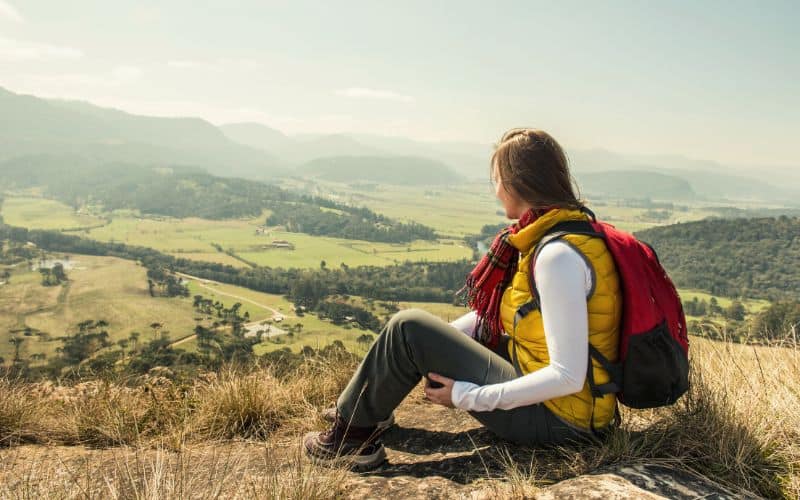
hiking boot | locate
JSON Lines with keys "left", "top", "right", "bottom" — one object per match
{"left": 303, "top": 415, "right": 387, "bottom": 471}
{"left": 321, "top": 406, "right": 395, "bottom": 434}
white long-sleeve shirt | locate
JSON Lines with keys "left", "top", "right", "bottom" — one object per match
{"left": 449, "top": 240, "right": 592, "bottom": 412}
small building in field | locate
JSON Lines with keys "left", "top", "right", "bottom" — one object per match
{"left": 268, "top": 240, "right": 295, "bottom": 250}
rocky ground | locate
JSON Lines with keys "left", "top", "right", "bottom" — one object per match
{"left": 340, "top": 391, "right": 750, "bottom": 499}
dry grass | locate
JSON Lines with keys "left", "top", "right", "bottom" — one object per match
{"left": 1, "top": 350, "right": 359, "bottom": 449}
{"left": 0, "top": 443, "right": 349, "bottom": 499}
{"left": 192, "top": 370, "right": 308, "bottom": 440}
{"left": 0, "top": 377, "right": 48, "bottom": 447}
{"left": 1, "top": 338, "right": 798, "bottom": 498}
{"left": 496, "top": 335, "right": 800, "bottom": 498}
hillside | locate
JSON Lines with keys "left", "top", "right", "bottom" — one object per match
{"left": 635, "top": 216, "right": 800, "bottom": 300}
{"left": 299, "top": 156, "right": 466, "bottom": 185}
{"left": 0, "top": 86, "right": 284, "bottom": 180}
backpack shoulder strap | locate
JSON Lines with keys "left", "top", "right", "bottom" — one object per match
{"left": 528, "top": 220, "right": 602, "bottom": 305}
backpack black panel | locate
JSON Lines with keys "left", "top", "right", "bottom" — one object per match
{"left": 621, "top": 320, "right": 690, "bottom": 409}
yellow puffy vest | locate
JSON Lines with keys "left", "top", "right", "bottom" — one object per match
{"left": 500, "top": 208, "right": 622, "bottom": 430}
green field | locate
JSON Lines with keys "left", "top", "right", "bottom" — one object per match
{"left": 0, "top": 186, "right": 768, "bottom": 359}
{"left": 1, "top": 188, "right": 719, "bottom": 272}
{"left": 279, "top": 179, "right": 717, "bottom": 237}
{"left": 0, "top": 254, "right": 371, "bottom": 363}
{"left": 0, "top": 250, "right": 475, "bottom": 364}
{"left": 0, "top": 196, "right": 107, "bottom": 231}
{"left": 678, "top": 289, "right": 770, "bottom": 312}
{"left": 278, "top": 179, "right": 505, "bottom": 238}
{"left": 0, "top": 255, "right": 200, "bottom": 362}
{"left": 0, "top": 249, "right": 776, "bottom": 365}
{"left": 677, "top": 288, "right": 771, "bottom": 324}
{"left": 1, "top": 196, "right": 472, "bottom": 269}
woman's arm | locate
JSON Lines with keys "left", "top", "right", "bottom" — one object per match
{"left": 450, "top": 241, "right": 590, "bottom": 411}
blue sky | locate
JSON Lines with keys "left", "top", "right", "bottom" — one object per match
{"left": 1, "top": 0, "right": 797, "bottom": 166}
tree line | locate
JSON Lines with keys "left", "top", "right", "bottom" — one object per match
{"left": 0, "top": 159, "right": 437, "bottom": 243}
{"left": 635, "top": 216, "right": 799, "bottom": 301}
{"left": 266, "top": 203, "right": 435, "bottom": 242}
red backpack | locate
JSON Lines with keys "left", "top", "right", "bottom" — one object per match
{"left": 516, "top": 208, "right": 690, "bottom": 410}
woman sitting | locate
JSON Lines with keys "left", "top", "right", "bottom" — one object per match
{"left": 303, "top": 128, "right": 621, "bottom": 470}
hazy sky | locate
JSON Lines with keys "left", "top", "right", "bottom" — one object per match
{"left": 1, "top": 1, "right": 797, "bottom": 166}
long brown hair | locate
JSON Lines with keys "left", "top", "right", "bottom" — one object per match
{"left": 491, "top": 128, "right": 583, "bottom": 210}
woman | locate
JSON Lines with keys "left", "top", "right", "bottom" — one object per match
{"left": 304, "top": 128, "right": 622, "bottom": 470}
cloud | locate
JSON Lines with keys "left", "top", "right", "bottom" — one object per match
{"left": 0, "top": 37, "right": 83, "bottom": 61}
{"left": 335, "top": 87, "right": 414, "bottom": 103}
{"left": 167, "top": 58, "right": 260, "bottom": 71}
{"left": 0, "top": 1, "right": 23, "bottom": 23}
{"left": 111, "top": 65, "right": 143, "bottom": 82}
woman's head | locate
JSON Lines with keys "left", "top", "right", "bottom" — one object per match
{"left": 491, "top": 128, "right": 582, "bottom": 219}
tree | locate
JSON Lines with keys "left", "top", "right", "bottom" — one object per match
{"left": 129, "top": 331, "right": 141, "bottom": 352}
{"left": 752, "top": 301, "right": 800, "bottom": 340}
{"left": 8, "top": 337, "right": 24, "bottom": 365}
{"left": 709, "top": 297, "right": 723, "bottom": 316}
{"left": 149, "top": 322, "right": 163, "bottom": 341}
{"left": 725, "top": 300, "right": 747, "bottom": 321}
{"left": 195, "top": 324, "right": 216, "bottom": 359}
{"left": 51, "top": 262, "right": 67, "bottom": 282}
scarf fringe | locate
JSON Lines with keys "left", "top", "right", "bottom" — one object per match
{"left": 460, "top": 207, "right": 551, "bottom": 347}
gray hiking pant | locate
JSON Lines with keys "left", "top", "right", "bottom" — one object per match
{"left": 336, "top": 308, "right": 588, "bottom": 446}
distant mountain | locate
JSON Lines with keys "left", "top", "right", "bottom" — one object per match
{"left": 348, "top": 134, "right": 493, "bottom": 179}
{"left": 578, "top": 170, "right": 696, "bottom": 200}
{"left": 283, "top": 134, "right": 384, "bottom": 162}
{"left": 569, "top": 149, "right": 797, "bottom": 202}
{"left": 221, "top": 123, "right": 491, "bottom": 178}
{"left": 0, "top": 86, "right": 285, "bottom": 180}
{"left": 221, "top": 123, "right": 383, "bottom": 162}
{"left": 663, "top": 168, "right": 792, "bottom": 202}
{"left": 3, "top": 85, "right": 794, "bottom": 202}
{"left": 224, "top": 124, "right": 796, "bottom": 202}
{"left": 215, "top": 122, "right": 290, "bottom": 152}
{"left": 575, "top": 166, "right": 788, "bottom": 202}
{"left": 298, "top": 156, "right": 466, "bottom": 185}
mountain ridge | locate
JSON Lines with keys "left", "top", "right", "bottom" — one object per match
{"left": 2, "top": 85, "right": 797, "bottom": 201}
{"left": 0, "top": 86, "right": 285, "bottom": 180}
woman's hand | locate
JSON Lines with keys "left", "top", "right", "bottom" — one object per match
{"left": 424, "top": 372, "right": 455, "bottom": 407}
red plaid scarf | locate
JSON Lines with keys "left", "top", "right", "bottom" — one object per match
{"left": 462, "top": 207, "right": 553, "bottom": 347}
